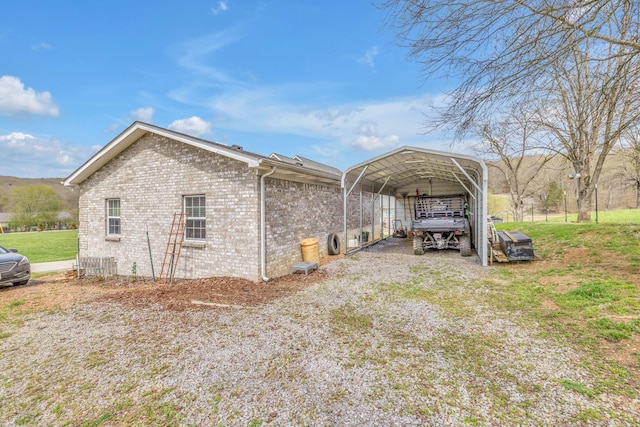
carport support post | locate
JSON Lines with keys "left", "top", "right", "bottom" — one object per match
{"left": 343, "top": 165, "right": 369, "bottom": 255}
{"left": 373, "top": 177, "right": 391, "bottom": 240}
{"left": 359, "top": 183, "right": 363, "bottom": 245}
{"left": 343, "top": 189, "right": 348, "bottom": 253}
{"left": 371, "top": 187, "right": 375, "bottom": 243}
{"left": 451, "top": 157, "right": 489, "bottom": 267}
{"left": 386, "top": 191, "right": 391, "bottom": 237}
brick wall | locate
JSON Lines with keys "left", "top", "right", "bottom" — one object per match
{"left": 263, "top": 178, "right": 343, "bottom": 277}
{"left": 78, "top": 132, "right": 381, "bottom": 281}
{"left": 262, "top": 178, "right": 381, "bottom": 276}
{"left": 78, "top": 134, "right": 262, "bottom": 281}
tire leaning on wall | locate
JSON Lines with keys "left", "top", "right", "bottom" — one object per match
{"left": 327, "top": 233, "right": 341, "bottom": 255}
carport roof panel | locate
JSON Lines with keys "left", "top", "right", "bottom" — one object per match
{"left": 342, "top": 146, "right": 485, "bottom": 194}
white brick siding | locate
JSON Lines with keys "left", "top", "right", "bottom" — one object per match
{"left": 78, "top": 134, "right": 261, "bottom": 281}
{"left": 77, "top": 132, "right": 377, "bottom": 281}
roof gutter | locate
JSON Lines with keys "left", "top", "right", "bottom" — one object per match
{"left": 258, "top": 158, "right": 342, "bottom": 183}
{"left": 261, "top": 167, "right": 277, "bottom": 282}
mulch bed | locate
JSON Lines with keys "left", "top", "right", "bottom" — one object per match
{"left": 92, "top": 269, "right": 329, "bottom": 311}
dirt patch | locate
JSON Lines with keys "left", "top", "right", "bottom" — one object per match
{"left": 0, "top": 270, "right": 329, "bottom": 312}
{"left": 94, "top": 270, "right": 329, "bottom": 311}
{"left": 600, "top": 333, "right": 640, "bottom": 378}
{"left": 1, "top": 274, "right": 104, "bottom": 312}
{"left": 540, "top": 297, "right": 561, "bottom": 310}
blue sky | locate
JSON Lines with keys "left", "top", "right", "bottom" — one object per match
{"left": 0, "top": 1, "right": 458, "bottom": 178}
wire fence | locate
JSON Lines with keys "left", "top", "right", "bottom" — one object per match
{"left": 493, "top": 208, "right": 640, "bottom": 224}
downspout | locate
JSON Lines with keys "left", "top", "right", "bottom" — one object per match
{"left": 261, "top": 167, "right": 277, "bottom": 282}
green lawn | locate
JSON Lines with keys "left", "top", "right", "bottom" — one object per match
{"left": 503, "top": 207, "right": 640, "bottom": 224}
{"left": 487, "top": 213, "right": 640, "bottom": 402}
{"left": 579, "top": 208, "right": 640, "bottom": 224}
{"left": 0, "top": 230, "right": 77, "bottom": 263}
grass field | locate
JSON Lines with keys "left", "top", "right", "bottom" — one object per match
{"left": 503, "top": 207, "right": 640, "bottom": 224}
{"left": 0, "top": 230, "right": 77, "bottom": 263}
{"left": 579, "top": 208, "right": 640, "bottom": 223}
{"left": 493, "top": 210, "right": 640, "bottom": 398}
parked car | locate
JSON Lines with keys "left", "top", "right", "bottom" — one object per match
{"left": 0, "top": 245, "right": 30, "bottom": 286}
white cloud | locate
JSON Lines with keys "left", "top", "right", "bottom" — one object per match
{"left": 168, "top": 116, "right": 212, "bottom": 136}
{"left": 0, "top": 132, "right": 92, "bottom": 178}
{"left": 169, "top": 34, "right": 435, "bottom": 150}
{"left": 0, "top": 132, "right": 36, "bottom": 149}
{"left": 357, "top": 46, "right": 379, "bottom": 68}
{"left": 31, "top": 42, "right": 51, "bottom": 51}
{"left": 204, "top": 89, "right": 433, "bottom": 145}
{"left": 0, "top": 76, "right": 60, "bottom": 118}
{"left": 212, "top": 1, "right": 229, "bottom": 15}
{"left": 350, "top": 121, "right": 400, "bottom": 151}
{"left": 131, "top": 107, "right": 155, "bottom": 123}
{"left": 169, "top": 30, "right": 245, "bottom": 88}
{"left": 168, "top": 32, "right": 453, "bottom": 166}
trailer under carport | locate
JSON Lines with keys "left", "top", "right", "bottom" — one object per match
{"left": 342, "top": 146, "right": 489, "bottom": 266}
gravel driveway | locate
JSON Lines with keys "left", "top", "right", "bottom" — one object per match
{"left": 1, "top": 239, "right": 637, "bottom": 426}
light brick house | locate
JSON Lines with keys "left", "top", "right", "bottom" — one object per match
{"left": 64, "top": 122, "right": 376, "bottom": 281}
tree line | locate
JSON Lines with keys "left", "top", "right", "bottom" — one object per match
{"left": 0, "top": 184, "right": 76, "bottom": 232}
{"left": 486, "top": 144, "right": 640, "bottom": 221}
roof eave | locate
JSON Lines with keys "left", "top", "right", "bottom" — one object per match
{"left": 63, "top": 122, "right": 261, "bottom": 186}
{"left": 258, "top": 158, "right": 342, "bottom": 185}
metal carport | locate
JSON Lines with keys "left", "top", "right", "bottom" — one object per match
{"left": 342, "top": 146, "right": 489, "bottom": 266}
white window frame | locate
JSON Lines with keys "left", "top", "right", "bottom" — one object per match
{"left": 106, "top": 199, "right": 121, "bottom": 236}
{"left": 184, "top": 195, "right": 206, "bottom": 240}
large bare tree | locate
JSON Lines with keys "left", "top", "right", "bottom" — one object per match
{"left": 475, "top": 107, "right": 557, "bottom": 221}
{"left": 382, "top": 0, "right": 640, "bottom": 221}
{"left": 530, "top": 34, "right": 640, "bottom": 221}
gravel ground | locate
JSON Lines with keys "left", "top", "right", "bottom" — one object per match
{"left": 1, "top": 238, "right": 638, "bottom": 426}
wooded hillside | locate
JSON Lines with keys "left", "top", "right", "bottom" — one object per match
{"left": 0, "top": 176, "right": 78, "bottom": 214}
{"left": 487, "top": 148, "right": 639, "bottom": 215}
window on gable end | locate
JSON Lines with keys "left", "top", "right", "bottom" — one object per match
{"left": 106, "top": 199, "right": 121, "bottom": 235}
{"left": 184, "top": 195, "right": 206, "bottom": 240}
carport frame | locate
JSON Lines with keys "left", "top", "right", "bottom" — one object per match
{"left": 342, "top": 146, "right": 489, "bottom": 266}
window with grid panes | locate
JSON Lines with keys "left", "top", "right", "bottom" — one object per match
{"left": 106, "top": 199, "right": 121, "bottom": 235}
{"left": 184, "top": 195, "right": 206, "bottom": 240}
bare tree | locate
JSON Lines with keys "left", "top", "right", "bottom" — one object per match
{"left": 382, "top": 0, "right": 640, "bottom": 221}
{"left": 530, "top": 33, "right": 640, "bottom": 221}
{"left": 475, "top": 107, "right": 557, "bottom": 221}
{"left": 613, "top": 126, "right": 640, "bottom": 208}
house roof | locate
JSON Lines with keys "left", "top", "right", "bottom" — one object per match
{"left": 269, "top": 153, "right": 342, "bottom": 177}
{"left": 63, "top": 122, "right": 342, "bottom": 186}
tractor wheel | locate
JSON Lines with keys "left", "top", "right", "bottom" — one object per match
{"left": 459, "top": 235, "right": 472, "bottom": 257}
{"left": 413, "top": 235, "right": 425, "bottom": 255}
